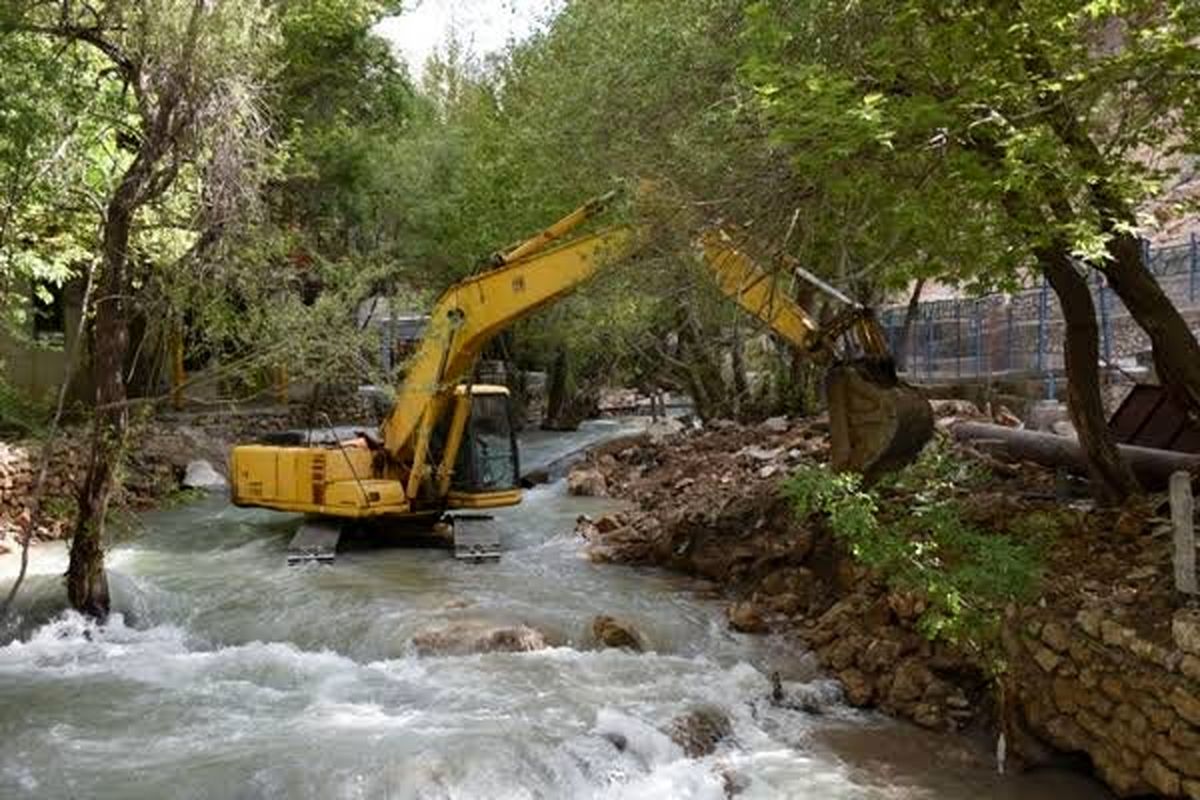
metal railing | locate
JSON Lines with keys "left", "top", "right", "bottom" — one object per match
{"left": 880, "top": 236, "right": 1200, "bottom": 395}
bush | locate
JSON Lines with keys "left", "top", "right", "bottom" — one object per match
{"left": 781, "top": 445, "right": 1046, "bottom": 659}
{"left": 0, "top": 377, "right": 51, "bottom": 437}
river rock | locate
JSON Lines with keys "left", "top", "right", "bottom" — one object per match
{"left": 838, "top": 668, "right": 875, "bottom": 706}
{"left": 761, "top": 416, "right": 790, "bottom": 434}
{"left": 727, "top": 601, "right": 767, "bottom": 634}
{"left": 567, "top": 468, "right": 608, "bottom": 497}
{"left": 182, "top": 460, "right": 227, "bottom": 491}
{"left": 411, "top": 620, "right": 550, "bottom": 656}
{"left": 667, "top": 706, "right": 733, "bottom": 758}
{"left": 521, "top": 467, "right": 550, "bottom": 487}
{"left": 645, "top": 418, "right": 685, "bottom": 442}
{"left": 1172, "top": 610, "right": 1200, "bottom": 656}
{"left": 591, "top": 615, "right": 643, "bottom": 651}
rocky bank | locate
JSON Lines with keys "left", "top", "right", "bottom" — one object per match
{"left": 0, "top": 404, "right": 370, "bottom": 556}
{"left": 573, "top": 413, "right": 1200, "bottom": 797}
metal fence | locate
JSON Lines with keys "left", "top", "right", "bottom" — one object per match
{"left": 879, "top": 236, "right": 1200, "bottom": 397}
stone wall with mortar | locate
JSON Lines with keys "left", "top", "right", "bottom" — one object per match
{"left": 1012, "top": 607, "right": 1200, "bottom": 797}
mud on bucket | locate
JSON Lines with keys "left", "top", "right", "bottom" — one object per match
{"left": 825, "top": 358, "right": 934, "bottom": 481}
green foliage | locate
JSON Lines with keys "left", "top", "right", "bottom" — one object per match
{"left": 782, "top": 449, "right": 1047, "bottom": 657}
{"left": 741, "top": 0, "right": 1200, "bottom": 291}
{"left": 0, "top": 376, "right": 51, "bottom": 436}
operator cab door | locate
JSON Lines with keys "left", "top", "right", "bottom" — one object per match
{"left": 449, "top": 390, "right": 521, "bottom": 505}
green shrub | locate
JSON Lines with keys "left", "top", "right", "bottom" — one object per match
{"left": 781, "top": 447, "right": 1046, "bottom": 660}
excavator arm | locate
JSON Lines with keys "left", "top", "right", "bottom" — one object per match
{"left": 696, "top": 230, "right": 932, "bottom": 478}
{"left": 382, "top": 194, "right": 930, "bottom": 481}
{"left": 382, "top": 223, "right": 640, "bottom": 460}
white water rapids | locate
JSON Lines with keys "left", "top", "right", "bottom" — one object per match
{"left": 0, "top": 420, "right": 1112, "bottom": 799}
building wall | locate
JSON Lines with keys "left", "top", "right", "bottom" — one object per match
{"left": 0, "top": 279, "right": 85, "bottom": 402}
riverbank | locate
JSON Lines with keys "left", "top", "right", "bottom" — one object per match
{"left": 0, "top": 417, "right": 1116, "bottom": 799}
{"left": 572, "top": 415, "right": 1200, "bottom": 798}
{"left": 0, "top": 405, "right": 340, "bottom": 556}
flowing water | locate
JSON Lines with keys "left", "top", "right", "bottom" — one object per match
{"left": 0, "top": 420, "right": 1111, "bottom": 799}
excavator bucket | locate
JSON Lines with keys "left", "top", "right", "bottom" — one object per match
{"left": 825, "top": 358, "right": 934, "bottom": 481}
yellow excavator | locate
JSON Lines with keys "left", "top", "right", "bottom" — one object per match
{"left": 230, "top": 194, "right": 932, "bottom": 561}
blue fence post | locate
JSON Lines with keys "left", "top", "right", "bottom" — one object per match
{"left": 1095, "top": 269, "right": 1112, "bottom": 367}
{"left": 1191, "top": 232, "right": 1198, "bottom": 303}
{"left": 925, "top": 307, "right": 935, "bottom": 380}
{"left": 1005, "top": 300, "right": 1014, "bottom": 373}
{"left": 1037, "top": 276, "right": 1052, "bottom": 398}
{"left": 975, "top": 300, "right": 985, "bottom": 378}
{"left": 955, "top": 301, "right": 963, "bottom": 378}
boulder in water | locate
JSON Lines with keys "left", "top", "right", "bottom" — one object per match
{"left": 666, "top": 706, "right": 733, "bottom": 758}
{"left": 590, "top": 615, "right": 643, "bottom": 651}
{"left": 410, "top": 620, "right": 550, "bottom": 656}
{"left": 182, "top": 460, "right": 227, "bottom": 491}
{"left": 727, "top": 601, "right": 767, "bottom": 634}
{"left": 567, "top": 467, "right": 608, "bottom": 497}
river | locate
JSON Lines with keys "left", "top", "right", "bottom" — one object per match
{"left": 0, "top": 420, "right": 1111, "bottom": 799}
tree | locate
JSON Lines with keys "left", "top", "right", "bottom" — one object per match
{"left": 739, "top": 0, "right": 1200, "bottom": 501}
{"left": 5, "top": 0, "right": 273, "bottom": 617}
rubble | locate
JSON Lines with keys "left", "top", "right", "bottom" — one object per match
{"left": 567, "top": 467, "right": 608, "bottom": 497}
{"left": 574, "top": 411, "right": 1200, "bottom": 797}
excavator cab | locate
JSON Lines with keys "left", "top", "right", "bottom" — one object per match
{"left": 443, "top": 385, "right": 522, "bottom": 509}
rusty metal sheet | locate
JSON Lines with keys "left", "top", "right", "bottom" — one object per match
{"left": 1108, "top": 384, "right": 1200, "bottom": 454}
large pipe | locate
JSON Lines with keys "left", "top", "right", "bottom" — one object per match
{"left": 949, "top": 421, "right": 1200, "bottom": 489}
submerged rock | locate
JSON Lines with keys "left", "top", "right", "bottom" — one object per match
{"left": 567, "top": 467, "right": 608, "bottom": 497}
{"left": 590, "top": 615, "right": 643, "bottom": 651}
{"left": 667, "top": 706, "right": 734, "bottom": 758}
{"left": 727, "top": 601, "right": 768, "bottom": 634}
{"left": 411, "top": 620, "right": 550, "bottom": 656}
{"left": 182, "top": 460, "right": 227, "bottom": 491}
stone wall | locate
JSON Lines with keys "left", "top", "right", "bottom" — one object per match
{"left": 1012, "top": 607, "right": 1200, "bottom": 798}
{"left": 0, "top": 440, "right": 87, "bottom": 551}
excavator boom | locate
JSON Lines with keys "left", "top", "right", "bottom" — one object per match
{"left": 382, "top": 226, "right": 640, "bottom": 460}
{"left": 697, "top": 231, "right": 933, "bottom": 479}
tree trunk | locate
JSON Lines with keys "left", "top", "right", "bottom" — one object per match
{"left": 542, "top": 344, "right": 570, "bottom": 431}
{"left": 952, "top": 422, "right": 1199, "bottom": 490}
{"left": 1100, "top": 233, "right": 1200, "bottom": 418}
{"left": 1039, "top": 247, "right": 1139, "bottom": 504}
{"left": 1025, "top": 54, "right": 1200, "bottom": 420}
{"left": 66, "top": 193, "right": 135, "bottom": 619}
{"left": 896, "top": 278, "right": 925, "bottom": 372}
{"left": 730, "top": 316, "right": 748, "bottom": 419}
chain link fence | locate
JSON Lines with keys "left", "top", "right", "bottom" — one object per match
{"left": 880, "top": 236, "right": 1200, "bottom": 397}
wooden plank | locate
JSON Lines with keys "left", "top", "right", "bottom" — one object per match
{"left": 1171, "top": 472, "right": 1197, "bottom": 595}
{"left": 287, "top": 519, "right": 342, "bottom": 565}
